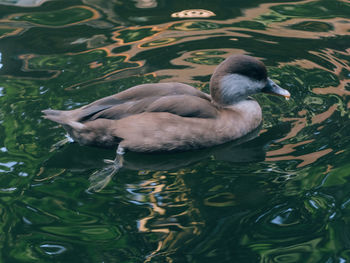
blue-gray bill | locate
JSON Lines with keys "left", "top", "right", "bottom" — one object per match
{"left": 262, "top": 78, "right": 291, "bottom": 100}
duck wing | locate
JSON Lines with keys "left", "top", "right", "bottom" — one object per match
{"left": 89, "top": 94, "right": 218, "bottom": 120}
{"left": 42, "top": 82, "right": 215, "bottom": 127}
{"left": 112, "top": 82, "right": 210, "bottom": 101}
{"left": 76, "top": 82, "right": 213, "bottom": 121}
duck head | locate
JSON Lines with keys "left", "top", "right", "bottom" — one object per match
{"left": 210, "top": 55, "right": 290, "bottom": 106}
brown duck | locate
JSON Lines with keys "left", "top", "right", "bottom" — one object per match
{"left": 42, "top": 55, "right": 290, "bottom": 153}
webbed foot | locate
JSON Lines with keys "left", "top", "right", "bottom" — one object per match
{"left": 88, "top": 146, "right": 125, "bottom": 192}
{"left": 50, "top": 134, "right": 74, "bottom": 152}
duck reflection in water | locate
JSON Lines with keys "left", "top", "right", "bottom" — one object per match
{"left": 42, "top": 125, "right": 287, "bottom": 191}
{"left": 89, "top": 127, "right": 266, "bottom": 191}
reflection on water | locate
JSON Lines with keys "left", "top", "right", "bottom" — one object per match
{"left": 0, "top": 0, "right": 350, "bottom": 261}
{"left": 0, "top": 0, "right": 48, "bottom": 6}
{"left": 171, "top": 9, "right": 216, "bottom": 18}
{"left": 11, "top": 6, "right": 99, "bottom": 26}
{"left": 134, "top": 0, "right": 157, "bottom": 9}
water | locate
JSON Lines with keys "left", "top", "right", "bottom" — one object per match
{"left": 0, "top": 0, "right": 350, "bottom": 262}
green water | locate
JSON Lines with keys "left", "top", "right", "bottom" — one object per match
{"left": 0, "top": 0, "right": 350, "bottom": 262}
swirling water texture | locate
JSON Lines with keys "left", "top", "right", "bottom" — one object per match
{"left": 0, "top": 0, "right": 350, "bottom": 262}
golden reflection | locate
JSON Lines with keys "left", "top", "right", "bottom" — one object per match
{"left": 154, "top": 48, "right": 245, "bottom": 83}
{"left": 133, "top": 171, "right": 204, "bottom": 261}
{"left": 2, "top": 0, "right": 350, "bottom": 51}
{"left": 311, "top": 104, "right": 338, "bottom": 125}
{"left": 277, "top": 114, "right": 307, "bottom": 142}
{"left": 266, "top": 46, "right": 350, "bottom": 168}
{"left": 17, "top": 54, "right": 61, "bottom": 80}
{"left": 75, "top": 50, "right": 143, "bottom": 90}
{"left": 310, "top": 48, "right": 350, "bottom": 75}
{"left": 335, "top": 150, "right": 345, "bottom": 155}
{"left": 17, "top": 49, "right": 143, "bottom": 90}
{"left": 265, "top": 108, "right": 336, "bottom": 167}
{"left": 35, "top": 167, "right": 66, "bottom": 182}
{"left": 324, "top": 164, "right": 333, "bottom": 174}
{"left": 266, "top": 148, "right": 333, "bottom": 168}
{"left": 279, "top": 59, "right": 329, "bottom": 72}
{"left": 86, "top": 0, "right": 350, "bottom": 90}
{"left": 240, "top": 0, "right": 350, "bottom": 38}
{"left": 10, "top": 0, "right": 345, "bottom": 91}
{"left": 0, "top": 27, "right": 24, "bottom": 39}
{"left": 311, "top": 49, "right": 350, "bottom": 98}
{"left": 287, "top": 48, "right": 350, "bottom": 102}
{"left": 313, "top": 85, "right": 350, "bottom": 97}
{"left": 89, "top": 61, "right": 103, "bottom": 69}
{"left": 267, "top": 139, "right": 315, "bottom": 157}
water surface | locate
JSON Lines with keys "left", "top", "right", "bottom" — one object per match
{"left": 0, "top": 0, "right": 350, "bottom": 262}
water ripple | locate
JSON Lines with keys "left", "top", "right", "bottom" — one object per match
{"left": 39, "top": 243, "right": 67, "bottom": 255}
{"left": 0, "top": 0, "right": 350, "bottom": 262}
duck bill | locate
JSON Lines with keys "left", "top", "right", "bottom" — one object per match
{"left": 262, "top": 78, "right": 291, "bottom": 99}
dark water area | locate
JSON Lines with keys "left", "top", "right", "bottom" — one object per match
{"left": 0, "top": 0, "right": 350, "bottom": 262}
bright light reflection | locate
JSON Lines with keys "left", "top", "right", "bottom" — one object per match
{"left": 171, "top": 9, "right": 215, "bottom": 18}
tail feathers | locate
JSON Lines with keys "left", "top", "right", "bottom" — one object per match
{"left": 42, "top": 109, "right": 68, "bottom": 125}
{"left": 42, "top": 109, "right": 85, "bottom": 131}
{"left": 67, "top": 121, "right": 85, "bottom": 131}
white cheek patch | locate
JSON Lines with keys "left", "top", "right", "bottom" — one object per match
{"left": 220, "top": 74, "right": 266, "bottom": 104}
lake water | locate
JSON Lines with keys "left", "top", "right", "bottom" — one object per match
{"left": 0, "top": 0, "right": 350, "bottom": 262}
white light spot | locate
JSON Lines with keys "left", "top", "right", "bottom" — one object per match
{"left": 0, "top": 187, "right": 17, "bottom": 193}
{"left": 0, "top": 161, "right": 17, "bottom": 172}
{"left": 40, "top": 244, "right": 67, "bottom": 255}
{"left": 0, "top": 147, "right": 7, "bottom": 152}
{"left": 23, "top": 217, "right": 32, "bottom": 225}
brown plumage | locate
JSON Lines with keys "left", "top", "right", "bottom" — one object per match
{"left": 42, "top": 55, "right": 290, "bottom": 152}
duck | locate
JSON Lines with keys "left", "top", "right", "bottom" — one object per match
{"left": 42, "top": 54, "right": 290, "bottom": 154}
